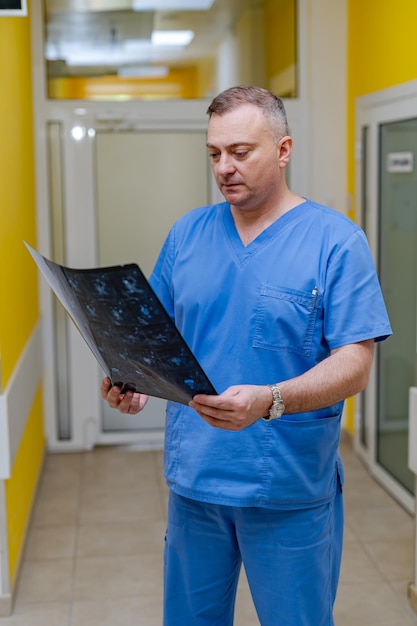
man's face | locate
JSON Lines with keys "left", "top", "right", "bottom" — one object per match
{"left": 207, "top": 104, "right": 284, "bottom": 212}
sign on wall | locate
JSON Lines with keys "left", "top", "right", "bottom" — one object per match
{"left": 386, "top": 151, "right": 414, "bottom": 174}
{"left": 0, "top": 0, "right": 27, "bottom": 16}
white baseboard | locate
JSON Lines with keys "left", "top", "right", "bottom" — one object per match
{"left": 0, "top": 592, "right": 12, "bottom": 618}
{"left": 0, "top": 322, "right": 43, "bottom": 606}
{"left": 0, "top": 322, "right": 43, "bottom": 479}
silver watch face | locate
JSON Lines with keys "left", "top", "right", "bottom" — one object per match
{"left": 269, "top": 404, "right": 284, "bottom": 419}
{"left": 268, "top": 385, "right": 285, "bottom": 419}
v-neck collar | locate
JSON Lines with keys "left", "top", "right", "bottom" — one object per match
{"left": 221, "top": 200, "right": 309, "bottom": 265}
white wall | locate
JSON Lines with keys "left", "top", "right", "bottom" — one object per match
{"left": 307, "top": 0, "right": 347, "bottom": 214}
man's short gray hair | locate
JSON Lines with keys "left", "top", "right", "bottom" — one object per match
{"left": 207, "top": 85, "right": 289, "bottom": 140}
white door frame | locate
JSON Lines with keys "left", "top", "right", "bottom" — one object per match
{"left": 355, "top": 79, "right": 417, "bottom": 514}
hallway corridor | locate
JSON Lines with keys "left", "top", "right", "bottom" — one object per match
{"left": 2, "top": 435, "right": 417, "bottom": 625}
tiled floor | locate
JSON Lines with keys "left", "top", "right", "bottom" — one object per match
{"left": 2, "top": 435, "right": 417, "bottom": 625}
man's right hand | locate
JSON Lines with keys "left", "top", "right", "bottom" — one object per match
{"left": 100, "top": 377, "right": 149, "bottom": 414}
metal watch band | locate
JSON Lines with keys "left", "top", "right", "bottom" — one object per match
{"left": 262, "top": 384, "right": 285, "bottom": 421}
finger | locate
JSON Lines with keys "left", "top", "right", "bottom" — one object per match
{"left": 189, "top": 400, "right": 233, "bottom": 423}
{"left": 118, "top": 391, "right": 148, "bottom": 413}
{"left": 100, "top": 376, "right": 113, "bottom": 399}
{"left": 189, "top": 399, "right": 214, "bottom": 417}
{"left": 200, "top": 413, "right": 241, "bottom": 432}
{"left": 106, "top": 385, "right": 125, "bottom": 408}
{"left": 192, "top": 393, "right": 220, "bottom": 408}
{"left": 117, "top": 391, "right": 133, "bottom": 413}
{"left": 125, "top": 392, "right": 144, "bottom": 413}
{"left": 190, "top": 397, "right": 226, "bottom": 415}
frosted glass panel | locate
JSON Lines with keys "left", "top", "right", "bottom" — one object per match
{"left": 95, "top": 130, "right": 208, "bottom": 274}
{"left": 377, "top": 118, "right": 417, "bottom": 493}
{"left": 95, "top": 129, "right": 209, "bottom": 431}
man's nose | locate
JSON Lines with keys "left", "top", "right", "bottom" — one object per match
{"left": 216, "top": 153, "right": 236, "bottom": 176}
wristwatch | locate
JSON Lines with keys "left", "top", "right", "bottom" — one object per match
{"left": 262, "top": 384, "right": 285, "bottom": 421}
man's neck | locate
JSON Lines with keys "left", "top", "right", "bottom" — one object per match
{"left": 231, "top": 191, "right": 304, "bottom": 246}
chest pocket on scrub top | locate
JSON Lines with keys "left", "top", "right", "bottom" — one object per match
{"left": 253, "top": 284, "right": 320, "bottom": 357}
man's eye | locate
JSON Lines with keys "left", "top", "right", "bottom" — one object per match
{"left": 235, "top": 151, "right": 248, "bottom": 158}
{"left": 209, "top": 152, "right": 219, "bottom": 160}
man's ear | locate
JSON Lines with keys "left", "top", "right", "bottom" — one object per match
{"left": 277, "top": 135, "right": 293, "bottom": 167}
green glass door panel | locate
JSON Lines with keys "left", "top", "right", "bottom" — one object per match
{"left": 378, "top": 118, "right": 417, "bottom": 494}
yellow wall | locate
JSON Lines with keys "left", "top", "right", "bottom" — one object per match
{"left": 347, "top": 0, "right": 417, "bottom": 206}
{"left": 0, "top": 1, "right": 46, "bottom": 595}
{"left": 346, "top": 0, "right": 417, "bottom": 433}
{"left": 5, "top": 387, "right": 44, "bottom": 584}
{"left": 264, "top": 0, "right": 296, "bottom": 85}
{"left": 48, "top": 66, "right": 199, "bottom": 100}
{"left": 0, "top": 8, "right": 39, "bottom": 387}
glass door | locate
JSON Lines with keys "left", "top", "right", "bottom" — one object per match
{"left": 94, "top": 129, "right": 210, "bottom": 435}
{"left": 377, "top": 118, "right": 417, "bottom": 494}
{"left": 355, "top": 81, "right": 417, "bottom": 512}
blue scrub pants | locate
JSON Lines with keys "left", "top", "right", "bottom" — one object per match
{"left": 163, "top": 486, "right": 343, "bottom": 626}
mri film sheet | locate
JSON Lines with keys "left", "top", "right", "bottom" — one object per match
{"left": 26, "top": 244, "right": 216, "bottom": 405}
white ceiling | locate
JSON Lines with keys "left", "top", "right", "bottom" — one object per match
{"left": 44, "top": 0, "right": 265, "bottom": 77}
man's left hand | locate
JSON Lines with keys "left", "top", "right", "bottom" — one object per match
{"left": 189, "top": 385, "right": 272, "bottom": 431}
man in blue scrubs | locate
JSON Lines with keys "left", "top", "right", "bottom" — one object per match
{"left": 102, "top": 86, "right": 392, "bottom": 625}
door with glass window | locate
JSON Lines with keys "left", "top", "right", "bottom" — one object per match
{"left": 356, "top": 82, "right": 417, "bottom": 512}
{"left": 95, "top": 129, "right": 210, "bottom": 436}
{"left": 377, "top": 118, "right": 417, "bottom": 494}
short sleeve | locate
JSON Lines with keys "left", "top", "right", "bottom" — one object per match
{"left": 149, "top": 230, "right": 176, "bottom": 321}
{"left": 323, "top": 230, "right": 392, "bottom": 349}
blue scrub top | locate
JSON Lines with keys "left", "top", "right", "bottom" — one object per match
{"left": 149, "top": 200, "right": 392, "bottom": 509}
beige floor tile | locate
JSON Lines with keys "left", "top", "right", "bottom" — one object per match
{"left": 81, "top": 448, "right": 159, "bottom": 491}
{"left": 76, "top": 519, "right": 166, "bottom": 558}
{"left": 152, "top": 449, "right": 164, "bottom": 475}
{"left": 0, "top": 602, "right": 70, "bottom": 625}
{"left": 339, "top": 541, "right": 385, "bottom": 584}
{"left": 71, "top": 596, "right": 162, "bottom": 626}
{"left": 78, "top": 485, "right": 164, "bottom": 525}
{"left": 234, "top": 588, "right": 260, "bottom": 626}
{"left": 342, "top": 521, "right": 358, "bottom": 544}
{"left": 347, "top": 503, "right": 414, "bottom": 543}
{"left": 73, "top": 553, "right": 163, "bottom": 600}
{"left": 365, "top": 538, "right": 415, "bottom": 581}
{"left": 159, "top": 486, "right": 169, "bottom": 522}
{"left": 24, "top": 525, "right": 76, "bottom": 560}
{"left": 339, "top": 444, "right": 365, "bottom": 472}
{"left": 238, "top": 566, "right": 250, "bottom": 590}
{"left": 343, "top": 472, "right": 403, "bottom": 510}
{"left": 30, "top": 482, "right": 80, "bottom": 527}
{"left": 14, "top": 559, "right": 74, "bottom": 605}
{"left": 334, "top": 581, "right": 417, "bottom": 626}
{"left": 41, "top": 452, "right": 83, "bottom": 489}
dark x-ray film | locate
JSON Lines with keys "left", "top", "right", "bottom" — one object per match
{"left": 25, "top": 243, "right": 217, "bottom": 405}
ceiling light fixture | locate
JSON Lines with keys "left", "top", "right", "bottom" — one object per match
{"left": 133, "top": 0, "right": 215, "bottom": 11}
{"left": 151, "top": 30, "right": 194, "bottom": 46}
{"left": 118, "top": 65, "right": 169, "bottom": 78}
{"left": 50, "top": 40, "right": 153, "bottom": 67}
